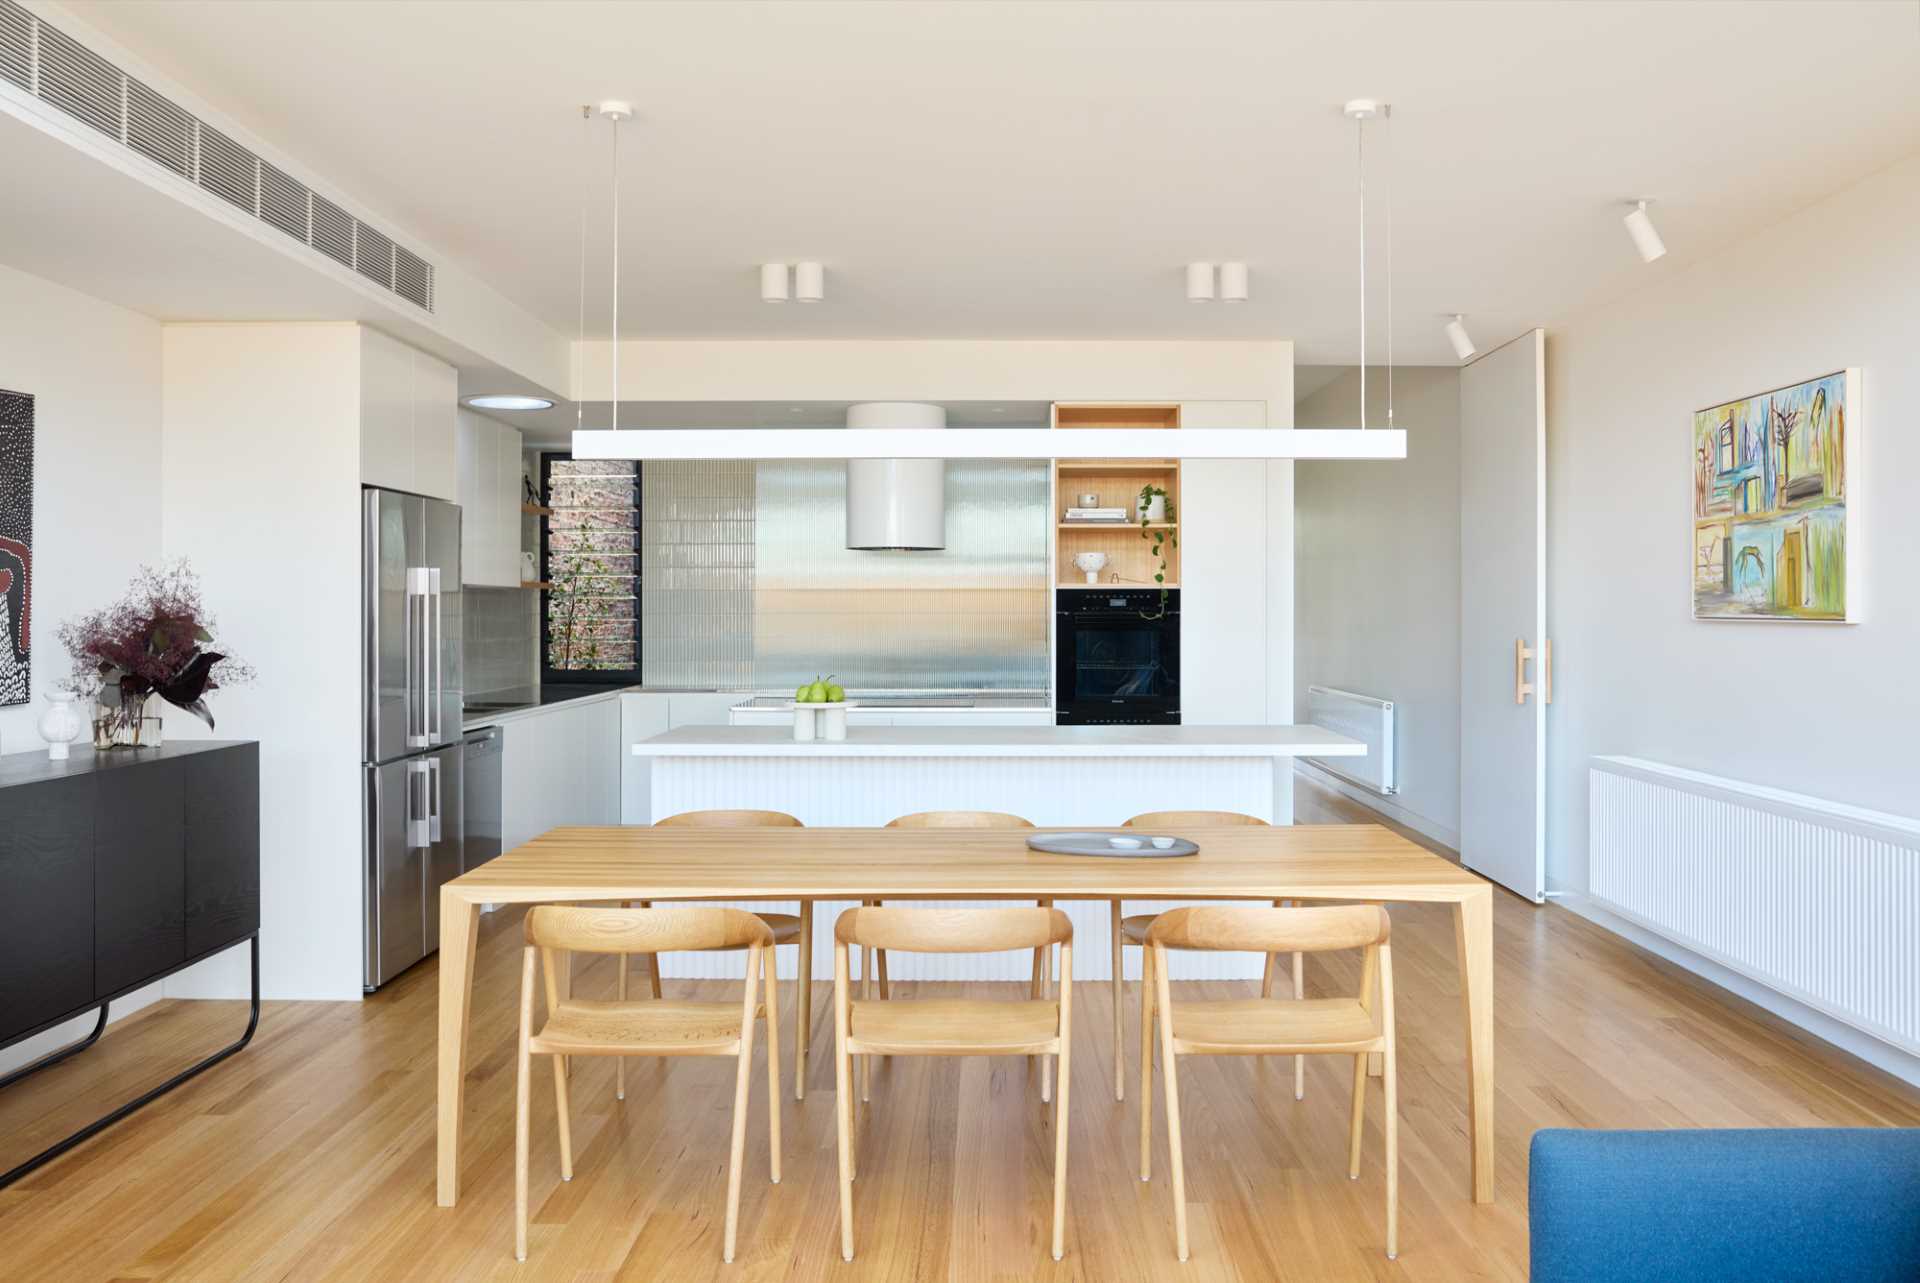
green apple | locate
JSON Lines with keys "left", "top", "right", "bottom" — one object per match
{"left": 825, "top": 682, "right": 845, "bottom": 702}
{"left": 806, "top": 681, "right": 828, "bottom": 703}
{"left": 795, "top": 683, "right": 811, "bottom": 701}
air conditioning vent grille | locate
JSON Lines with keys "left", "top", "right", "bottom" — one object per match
{"left": 35, "top": 21, "right": 119, "bottom": 139}
{"left": 393, "top": 245, "right": 433, "bottom": 311}
{"left": 309, "top": 192, "right": 353, "bottom": 269}
{"left": 0, "top": 0, "right": 435, "bottom": 313}
{"left": 127, "top": 78, "right": 192, "bottom": 178}
{"left": 258, "top": 159, "right": 306, "bottom": 241}
{"left": 0, "top": 0, "right": 30, "bottom": 91}
{"left": 195, "top": 120, "right": 255, "bottom": 215}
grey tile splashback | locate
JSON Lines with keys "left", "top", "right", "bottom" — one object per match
{"left": 637, "top": 458, "right": 1049, "bottom": 691}
{"left": 464, "top": 587, "right": 537, "bottom": 697}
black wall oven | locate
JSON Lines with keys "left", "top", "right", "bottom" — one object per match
{"left": 1055, "top": 589, "right": 1180, "bottom": 724}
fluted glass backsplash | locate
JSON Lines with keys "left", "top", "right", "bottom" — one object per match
{"left": 639, "top": 459, "right": 1048, "bottom": 691}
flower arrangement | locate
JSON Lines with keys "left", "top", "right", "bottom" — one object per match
{"left": 57, "top": 560, "right": 252, "bottom": 747}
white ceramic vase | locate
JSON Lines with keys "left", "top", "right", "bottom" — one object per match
{"left": 38, "top": 688, "right": 84, "bottom": 760}
{"left": 1140, "top": 493, "right": 1167, "bottom": 523}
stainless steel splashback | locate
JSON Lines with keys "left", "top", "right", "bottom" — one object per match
{"left": 637, "top": 459, "right": 1049, "bottom": 691}
{"left": 755, "top": 460, "right": 1049, "bottom": 690}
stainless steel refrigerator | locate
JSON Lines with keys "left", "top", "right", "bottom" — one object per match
{"left": 362, "top": 487, "right": 465, "bottom": 989}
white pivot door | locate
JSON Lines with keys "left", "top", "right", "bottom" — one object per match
{"left": 1459, "top": 329, "right": 1547, "bottom": 902}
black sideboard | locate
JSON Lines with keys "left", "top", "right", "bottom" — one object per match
{"left": 0, "top": 740, "right": 260, "bottom": 1185}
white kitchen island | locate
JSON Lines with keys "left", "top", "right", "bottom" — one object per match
{"left": 628, "top": 723, "right": 1364, "bottom": 980}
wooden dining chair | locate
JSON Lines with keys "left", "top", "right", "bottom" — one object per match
{"left": 515, "top": 904, "right": 781, "bottom": 1264}
{"left": 1139, "top": 904, "right": 1397, "bottom": 1262}
{"left": 878, "top": 811, "right": 1056, "bottom": 1097}
{"left": 833, "top": 905, "right": 1075, "bottom": 1263}
{"left": 627, "top": 809, "right": 814, "bottom": 1100}
{"left": 1115, "top": 810, "right": 1303, "bottom": 1102}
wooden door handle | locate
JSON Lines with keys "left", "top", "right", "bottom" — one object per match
{"left": 1514, "top": 638, "right": 1535, "bottom": 705}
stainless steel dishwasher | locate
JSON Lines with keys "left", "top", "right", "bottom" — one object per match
{"left": 462, "top": 727, "right": 503, "bottom": 873}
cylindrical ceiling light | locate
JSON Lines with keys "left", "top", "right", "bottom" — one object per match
{"left": 1218, "top": 261, "right": 1249, "bottom": 302}
{"left": 1186, "top": 261, "right": 1216, "bottom": 302}
{"left": 760, "top": 262, "right": 790, "bottom": 302}
{"left": 1443, "top": 314, "right": 1476, "bottom": 361}
{"left": 1623, "top": 200, "right": 1667, "bottom": 263}
{"left": 793, "top": 260, "right": 824, "bottom": 302}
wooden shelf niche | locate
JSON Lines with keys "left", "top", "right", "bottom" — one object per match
{"left": 1052, "top": 404, "right": 1181, "bottom": 589}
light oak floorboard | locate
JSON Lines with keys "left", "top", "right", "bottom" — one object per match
{"left": 2, "top": 782, "right": 1917, "bottom": 1279}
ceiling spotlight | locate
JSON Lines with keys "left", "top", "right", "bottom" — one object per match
{"left": 1443, "top": 315, "right": 1476, "bottom": 362}
{"left": 793, "top": 260, "right": 824, "bottom": 302}
{"left": 760, "top": 262, "right": 790, "bottom": 302}
{"left": 1219, "top": 261, "right": 1249, "bottom": 302}
{"left": 1623, "top": 199, "right": 1667, "bottom": 263}
{"left": 465, "top": 394, "right": 554, "bottom": 411}
{"left": 1186, "top": 262, "right": 1216, "bottom": 302}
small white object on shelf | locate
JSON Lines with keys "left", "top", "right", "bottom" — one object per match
{"left": 38, "top": 688, "right": 84, "bottom": 760}
{"left": 1072, "top": 550, "right": 1108, "bottom": 584}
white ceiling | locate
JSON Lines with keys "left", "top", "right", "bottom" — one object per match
{"left": 58, "top": 0, "right": 1920, "bottom": 364}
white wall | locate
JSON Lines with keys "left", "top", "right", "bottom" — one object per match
{"left": 1544, "top": 155, "right": 1920, "bottom": 1080}
{"left": 1546, "top": 155, "right": 1920, "bottom": 889}
{"left": 1295, "top": 366, "right": 1462, "bottom": 846}
{"left": 0, "top": 262, "right": 168, "bottom": 1070}
{"left": 162, "top": 324, "right": 366, "bottom": 1001}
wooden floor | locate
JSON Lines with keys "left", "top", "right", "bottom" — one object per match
{"left": 4, "top": 776, "right": 1919, "bottom": 1281}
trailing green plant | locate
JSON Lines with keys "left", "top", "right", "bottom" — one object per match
{"left": 1137, "top": 485, "right": 1177, "bottom": 618}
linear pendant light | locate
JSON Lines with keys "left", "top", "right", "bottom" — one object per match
{"left": 572, "top": 100, "right": 1408, "bottom": 464}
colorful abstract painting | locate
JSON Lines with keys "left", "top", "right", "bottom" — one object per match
{"left": 0, "top": 389, "right": 31, "bottom": 704}
{"left": 1693, "top": 370, "right": 1857, "bottom": 622}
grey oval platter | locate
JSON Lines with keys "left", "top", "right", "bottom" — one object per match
{"left": 1027, "top": 833, "right": 1199, "bottom": 858}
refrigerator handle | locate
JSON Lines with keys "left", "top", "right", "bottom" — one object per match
{"left": 428, "top": 566, "right": 444, "bottom": 744}
{"left": 406, "top": 758, "right": 431, "bottom": 848}
{"left": 406, "top": 566, "right": 431, "bottom": 748}
{"left": 427, "top": 754, "right": 443, "bottom": 844}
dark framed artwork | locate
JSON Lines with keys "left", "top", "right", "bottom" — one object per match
{"left": 0, "top": 389, "right": 32, "bottom": 706}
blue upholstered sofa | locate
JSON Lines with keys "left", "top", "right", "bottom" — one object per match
{"left": 1529, "top": 1128, "right": 1920, "bottom": 1282}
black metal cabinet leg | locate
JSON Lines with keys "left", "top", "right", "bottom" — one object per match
{"left": 0, "top": 934, "right": 260, "bottom": 1188}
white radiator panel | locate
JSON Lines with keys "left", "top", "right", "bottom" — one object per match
{"left": 1306, "top": 685, "right": 1394, "bottom": 795}
{"left": 642, "top": 755, "right": 1279, "bottom": 981}
{"left": 1590, "top": 756, "right": 1920, "bottom": 1057}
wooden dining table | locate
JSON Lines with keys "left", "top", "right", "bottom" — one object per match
{"left": 434, "top": 823, "right": 1496, "bottom": 1207}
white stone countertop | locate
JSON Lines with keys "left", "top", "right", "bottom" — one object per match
{"left": 631, "top": 725, "right": 1364, "bottom": 758}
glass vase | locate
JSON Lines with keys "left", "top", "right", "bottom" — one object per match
{"left": 93, "top": 694, "right": 164, "bottom": 749}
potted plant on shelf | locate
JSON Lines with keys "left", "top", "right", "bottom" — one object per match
{"left": 57, "top": 560, "right": 253, "bottom": 748}
{"left": 1138, "top": 485, "right": 1177, "bottom": 618}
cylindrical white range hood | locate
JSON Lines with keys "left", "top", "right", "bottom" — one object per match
{"left": 845, "top": 402, "right": 946, "bottom": 550}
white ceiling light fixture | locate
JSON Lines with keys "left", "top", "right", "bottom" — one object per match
{"left": 1443, "top": 314, "right": 1476, "bottom": 362}
{"left": 466, "top": 394, "right": 555, "bottom": 411}
{"left": 1185, "top": 261, "right": 1215, "bottom": 302}
{"left": 794, "top": 260, "right": 825, "bottom": 302}
{"left": 1624, "top": 199, "right": 1667, "bottom": 263}
{"left": 1218, "top": 261, "right": 1249, "bottom": 302}
{"left": 760, "top": 262, "right": 790, "bottom": 302}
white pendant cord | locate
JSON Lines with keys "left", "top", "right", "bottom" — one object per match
{"left": 1357, "top": 112, "right": 1366, "bottom": 432}
{"left": 1386, "top": 109, "right": 1394, "bottom": 431}
{"left": 608, "top": 112, "right": 621, "bottom": 432}
{"left": 575, "top": 106, "right": 588, "bottom": 437}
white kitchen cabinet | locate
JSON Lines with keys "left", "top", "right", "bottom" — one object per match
{"left": 1176, "top": 400, "right": 1270, "bottom": 727}
{"left": 413, "top": 355, "right": 459, "bottom": 502}
{"left": 456, "top": 410, "right": 524, "bottom": 587}
{"left": 358, "top": 327, "right": 458, "bottom": 503}
{"left": 359, "top": 327, "right": 413, "bottom": 492}
{"left": 501, "top": 696, "right": 623, "bottom": 849}
{"left": 620, "top": 694, "right": 672, "bottom": 823}
{"left": 498, "top": 425, "right": 526, "bottom": 579}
